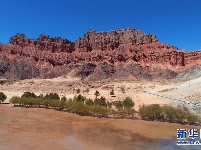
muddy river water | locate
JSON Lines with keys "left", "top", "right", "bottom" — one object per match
{"left": 0, "top": 104, "right": 200, "bottom": 150}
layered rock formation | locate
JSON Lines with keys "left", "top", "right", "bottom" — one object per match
{"left": 1, "top": 28, "right": 201, "bottom": 81}
{"left": 173, "top": 63, "right": 201, "bottom": 82}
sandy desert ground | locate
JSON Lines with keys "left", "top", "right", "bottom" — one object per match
{"left": 1, "top": 76, "right": 201, "bottom": 111}
{"left": 1, "top": 77, "right": 201, "bottom": 150}
{"left": 0, "top": 77, "right": 176, "bottom": 110}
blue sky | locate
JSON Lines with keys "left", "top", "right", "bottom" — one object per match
{"left": 0, "top": 0, "right": 201, "bottom": 51}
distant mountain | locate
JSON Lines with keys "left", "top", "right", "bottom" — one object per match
{"left": 0, "top": 28, "right": 201, "bottom": 81}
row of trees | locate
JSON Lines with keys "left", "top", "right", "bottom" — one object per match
{"left": 9, "top": 91, "right": 201, "bottom": 125}
{"left": 138, "top": 104, "right": 200, "bottom": 125}
{"left": 19, "top": 90, "right": 134, "bottom": 109}
{"left": 21, "top": 92, "right": 64, "bottom": 100}
{"left": 9, "top": 92, "right": 137, "bottom": 119}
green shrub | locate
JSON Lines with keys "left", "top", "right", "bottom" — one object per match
{"left": 45, "top": 93, "right": 60, "bottom": 100}
{"left": 43, "top": 99, "right": 50, "bottom": 108}
{"left": 34, "top": 98, "right": 44, "bottom": 107}
{"left": 185, "top": 112, "right": 200, "bottom": 125}
{"left": 126, "top": 108, "right": 137, "bottom": 116}
{"left": 68, "top": 98, "right": 72, "bottom": 102}
{"left": 113, "top": 100, "right": 123, "bottom": 109}
{"left": 85, "top": 98, "right": 93, "bottom": 106}
{"left": 65, "top": 102, "right": 73, "bottom": 110}
{"left": 106, "top": 101, "right": 112, "bottom": 109}
{"left": 55, "top": 100, "right": 66, "bottom": 110}
{"left": 9, "top": 96, "right": 20, "bottom": 105}
{"left": 162, "top": 105, "right": 176, "bottom": 122}
{"left": 21, "top": 92, "right": 36, "bottom": 98}
{"left": 139, "top": 104, "right": 166, "bottom": 121}
{"left": 50, "top": 100, "right": 59, "bottom": 108}
{"left": 61, "top": 96, "right": 67, "bottom": 101}
{"left": 94, "top": 97, "right": 107, "bottom": 107}
{"left": 92, "top": 105, "right": 107, "bottom": 117}
{"left": 138, "top": 104, "right": 200, "bottom": 125}
{"left": 38, "top": 94, "right": 44, "bottom": 98}
{"left": 175, "top": 109, "right": 186, "bottom": 123}
{"left": 73, "top": 94, "right": 86, "bottom": 103}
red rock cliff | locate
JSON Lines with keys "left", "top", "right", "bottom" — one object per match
{"left": 0, "top": 28, "right": 200, "bottom": 80}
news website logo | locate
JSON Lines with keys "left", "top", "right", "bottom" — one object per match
{"left": 177, "top": 129, "right": 201, "bottom": 145}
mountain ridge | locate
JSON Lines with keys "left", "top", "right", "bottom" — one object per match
{"left": 0, "top": 28, "right": 201, "bottom": 81}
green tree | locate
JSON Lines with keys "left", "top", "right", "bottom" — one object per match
{"left": 43, "top": 99, "right": 50, "bottom": 108}
{"left": 9, "top": 96, "right": 20, "bottom": 106}
{"left": 149, "top": 104, "right": 162, "bottom": 120}
{"left": 94, "top": 96, "right": 107, "bottom": 107}
{"left": 106, "top": 101, "right": 112, "bottom": 109}
{"left": 113, "top": 100, "right": 123, "bottom": 109}
{"left": 92, "top": 105, "right": 108, "bottom": 117}
{"left": 45, "top": 93, "right": 60, "bottom": 100}
{"left": 110, "top": 89, "right": 114, "bottom": 95}
{"left": 185, "top": 112, "right": 200, "bottom": 125}
{"left": 175, "top": 109, "right": 186, "bottom": 123}
{"left": 38, "top": 94, "right": 44, "bottom": 98}
{"left": 50, "top": 100, "right": 59, "bottom": 108}
{"left": 61, "top": 96, "right": 67, "bottom": 101}
{"left": 85, "top": 98, "right": 94, "bottom": 106}
{"left": 83, "top": 88, "right": 90, "bottom": 95}
{"left": 74, "top": 94, "right": 85, "bottom": 103}
{"left": 162, "top": 105, "right": 176, "bottom": 122}
{"left": 126, "top": 108, "right": 137, "bottom": 119}
{"left": 138, "top": 104, "right": 162, "bottom": 121}
{"left": 85, "top": 88, "right": 89, "bottom": 93}
{"left": 68, "top": 98, "right": 72, "bottom": 102}
{"left": 123, "top": 97, "right": 134, "bottom": 109}
{"left": 21, "top": 92, "right": 37, "bottom": 98}
{"left": 57, "top": 100, "right": 66, "bottom": 110}
{"left": 138, "top": 106, "right": 146, "bottom": 120}
{"left": 34, "top": 98, "right": 44, "bottom": 108}
{"left": 76, "top": 88, "right": 81, "bottom": 94}
{"left": 94, "top": 90, "right": 100, "bottom": 99}
{"left": 20, "top": 97, "right": 32, "bottom": 107}
{"left": 0, "top": 92, "right": 7, "bottom": 103}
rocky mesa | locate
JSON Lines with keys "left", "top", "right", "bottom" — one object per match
{"left": 0, "top": 28, "right": 201, "bottom": 81}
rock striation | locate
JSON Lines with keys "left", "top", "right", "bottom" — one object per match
{"left": 0, "top": 28, "right": 201, "bottom": 80}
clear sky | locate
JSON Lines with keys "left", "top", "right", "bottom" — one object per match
{"left": 0, "top": 0, "right": 201, "bottom": 51}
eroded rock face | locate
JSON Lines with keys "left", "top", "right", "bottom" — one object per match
{"left": 1, "top": 28, "right": 201, "bottom": 80}
{"left": 9, "top": 33, "right": 74, "bottom": 53}
{"left": 74, "top": 28, "right": 158, "bottom": 52}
